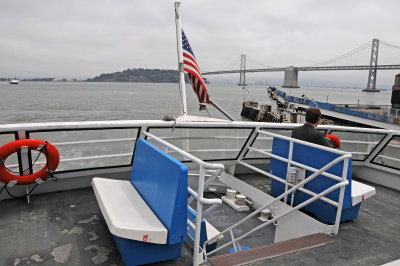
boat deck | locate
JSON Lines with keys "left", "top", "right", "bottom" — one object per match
{"left": 0, "top": 176, "right": 399, "bottom": 266}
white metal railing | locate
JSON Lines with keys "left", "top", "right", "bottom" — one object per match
{"left": 143, "top": 131, "right": 224, "bottom": 266}
{"left": 203, "top": 129, "right": 351, "bottom": 259}
{"left": 0, "top": 120, "right": 399, "bottom": 177}
{"left": 379, "top": 107, "right": 400, "bottom": 119}
{"left": 0, "top": 120, "right": 399, "bottom": 173}
{"left": 52, "top": 137, "right": 136, "bottom": 146}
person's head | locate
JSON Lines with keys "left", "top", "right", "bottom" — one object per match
{"left": 305, "top": 107, "right": 322, "bottom": 125}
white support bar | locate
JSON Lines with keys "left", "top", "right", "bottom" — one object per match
{"left": 188, "top": 187, "right": 222, "bottom": 205}
{"left": 256, "top": 129, "right": 350, "bottom": 156}
{"left": 144, "top": 131, "right": 224, "bottom": 171}
{"left": 248, "top": 146, "right": 343, "bottom": 182}
{"left": 237, "top": 160, "right": 339, "bottom": 207}
{"left": 53, "top": 137, "right": 136, "bottom": 146}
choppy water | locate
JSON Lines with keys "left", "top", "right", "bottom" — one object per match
{"left": 0, "top": 81, "right": 392, "bottom": 124}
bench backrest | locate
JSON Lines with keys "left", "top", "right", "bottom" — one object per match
{"left": 270, "top": 137, "right": 352, "bottom": 209}
{"left": 130, "top": 138, "right": 188, "bottom": 244}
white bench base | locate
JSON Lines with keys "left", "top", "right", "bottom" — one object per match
{"left": 92, "top": 178, "right": 167, "bottom": 244}
{"left": 351, "top": 180, "right": 376, "bottom": 206}
{"left": 205, "top": 220, "right": 224, "bottom": 244}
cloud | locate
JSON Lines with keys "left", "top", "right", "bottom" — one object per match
{"left": 0, "top": 0, "right": 399, "bottom": 86}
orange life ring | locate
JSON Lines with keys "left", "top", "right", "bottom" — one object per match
{"left": 0, "top": 139, "right": 60, "bottom": 185}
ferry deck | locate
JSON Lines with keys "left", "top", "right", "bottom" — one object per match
{"left": 0, "top": 120, "right": 399, "bottom": 266}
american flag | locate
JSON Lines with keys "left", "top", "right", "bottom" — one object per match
{"left": 182, "top": 30, "right": 210, "bottom": 104}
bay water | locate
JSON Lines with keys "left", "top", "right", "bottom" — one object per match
{"left": 0, "top": 81, "right": 392, "bottom": 124}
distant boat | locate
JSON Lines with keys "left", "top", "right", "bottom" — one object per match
{"left": 9, "top": 79, "right": 19, "bottom": 84}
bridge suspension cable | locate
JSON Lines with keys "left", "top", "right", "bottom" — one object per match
{"left": 379, "top": 41, "right": 400, "bottom": 65}
{"left": 307, "top": 40, "right": 372, "bottom": 67}
{"left": 380, "top": 41, "right": 400, "bottom": 50}
{"left": 205, "top": 58, "right": 241, "bottom": 73}
{"left": 246, "top": 57, "right": 276, "bottom": 69}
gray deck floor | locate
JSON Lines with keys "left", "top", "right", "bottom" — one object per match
{"left": 0, "top": 177, "right": 399, "bottom": 266}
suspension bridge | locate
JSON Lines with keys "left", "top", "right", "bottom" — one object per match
{"left": 202, "top": 39, "right": 400, "bottom": 92}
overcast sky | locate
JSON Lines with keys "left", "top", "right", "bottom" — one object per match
{"left": 1, "top": 0, "right": 399, "bottom": 86}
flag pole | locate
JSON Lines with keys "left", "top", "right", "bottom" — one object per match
{"left": 209, "top": 99, "right": 235, "bottom": 121}
{"left": 174, "top": 2, "right": 187, "bottom": 116}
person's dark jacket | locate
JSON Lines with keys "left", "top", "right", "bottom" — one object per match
{"left": 291, "top": 123, "right": 333, "bottom": 147}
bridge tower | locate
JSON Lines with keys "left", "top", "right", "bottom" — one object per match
{"left": 282, "top": 66, "right": 300, "bottom": 88}
{"left": 363, "top": 39, "right": 380, "bottom": 92}
{"left": 238, "top": 55, "right": 247, "bottom": 86}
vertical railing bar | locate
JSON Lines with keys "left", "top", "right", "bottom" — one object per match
{"left": 229, "top": 229, "right": 238, "bottom": 252}
{"left": 333, "top": 157, "right": 349, "bottom": 234}
{"left": 284, "top": 140, "right": 294, "bottom": 203}
{"left": 188, "top": 169, "right": 220, "bottom": 205}
{"left": 193, "top": 165, "right": 205, "bottom": 266}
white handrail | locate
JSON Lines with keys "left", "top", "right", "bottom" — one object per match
{"left": 0, "top": 120, "right": 397, "bottom": 134}
{"left": 237, "top": 160, "right": 339, "bottom": 207}
{"left": 52, "top": 137, "right": 136, "bottom": 146}
{"left": 143, "top": 131, "right": 223, "bottom": 266}
{"left": 204, "top": 128, "right": 352, "bottom": 259}
{"left": 188, "top": 187, "right": 222, "bottom": 205}
{"left": 247, "top": 146, "right": 344, "bottom": 182}
{"left": 144, "top": 131, "right": 225, "bottom": 171}
{"left": 256, "top": 129, "right": 349, "bottom": 155}
{"left": 207, "top": 179, "right": 348, "bottom": 258}
{"left": 205, "top": 152, "right": 350, "bottom": 257}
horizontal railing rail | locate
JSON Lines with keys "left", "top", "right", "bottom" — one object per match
{"left": 0, "top": 120, "right": 398, "bottom": 181}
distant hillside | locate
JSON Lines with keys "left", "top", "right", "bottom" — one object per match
{"left": 87, "top": 68, "right": 188, "bottom": 83}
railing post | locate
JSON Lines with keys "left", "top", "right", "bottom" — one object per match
{"left": 183, "top": 128, "right": 189, "bottom": 153}
{"left": 284, "top": 140, "right": 294, "bottom": 203}
{"left": 229, "top": 229, "right": 238, "bottom": 252}
{"left": 17, "top": 131, "right": 30, "bottom": 175}
{"left": 333, "top": 157, "right": 349, "bottom": 234}
{"left": 193, "top": 165, "right": 206, "bottom": 265}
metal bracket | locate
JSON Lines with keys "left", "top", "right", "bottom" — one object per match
{"left": 26, "top": 185, "right": 30, "bottom": 204}
{"left": 7, "top": 179, "right": 18, "bottom": 188}
{"left": 179, "top": 62, "right": 184, "bottom": 72}
{"left": 35, "top": 178, "right": 44, "bottom": 185}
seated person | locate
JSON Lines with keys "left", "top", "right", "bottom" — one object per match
{"left": 291, "top": 107, "right": 333, "bottom": 147}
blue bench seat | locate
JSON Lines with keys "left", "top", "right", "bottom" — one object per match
{"left": 187, "top": 206, "right": 223, "bottom": 253}
{"left": 270, "top": 137, "right": 375, "bottom": 224}
{"left": 92, "top": 138, "right": 188, "bottom": 266}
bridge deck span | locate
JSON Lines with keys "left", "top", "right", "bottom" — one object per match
{"left": 203, "top": 64, "right": 400, "bottom": 75}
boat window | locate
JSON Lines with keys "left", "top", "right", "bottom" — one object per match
{"left": 147, "top": 127, "right": 252, "bottom": 161}
{"left": 0, "top": 133, "right": 19, "bottom": 173}
{"left": 28, "top": 128, "right": 139, "bottom": 172}
{"left": 328, "top": 131, "right": 385, "bottom": 161}
{"left": 244, "top": 128, "right": 292, "bottom": 159}
{"left": 372, "top": 136, "right": 400, "bottom": 170}
{"left": 0, "top": 133, "right": 17, "bottom": 147}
